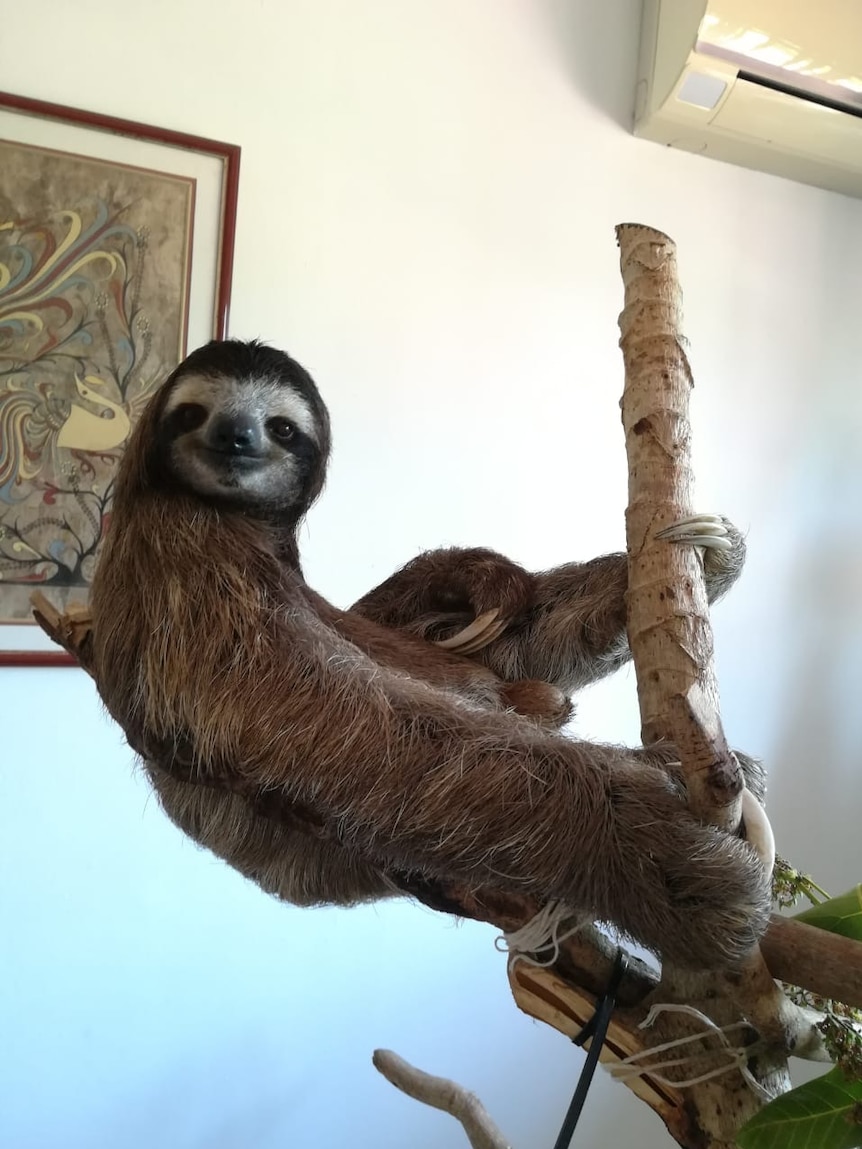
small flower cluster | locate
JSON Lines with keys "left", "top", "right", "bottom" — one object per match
{"left": 819, "top": 1010, "right": 862, "bottom": 1082}
{"left": 772, "top": 855, "right": 830, "bottom": 909}
{"left": 785, "top": 985, "right": 862, "bottom": 1081}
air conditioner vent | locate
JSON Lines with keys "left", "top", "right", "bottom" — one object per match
{"left": 634, "top": 0, "right": 862, "bottom": 198}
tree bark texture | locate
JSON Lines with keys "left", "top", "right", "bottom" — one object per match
{"left": 616, "top": 223, "right": 742, "bottom": 831}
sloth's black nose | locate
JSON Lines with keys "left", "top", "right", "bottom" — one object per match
{"left": 208, "top": 413, "right": 263, "bottom": 457}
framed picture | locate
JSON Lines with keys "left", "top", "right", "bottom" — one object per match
{"left": 0, "top": 91, "right": 240, "bottom": 666}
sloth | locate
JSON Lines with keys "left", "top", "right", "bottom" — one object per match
{"left": 90, "top": 339, "right": 770, "bottom": 969}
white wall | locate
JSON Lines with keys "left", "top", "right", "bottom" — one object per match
{"left": 3, "top": 2, "right": 861, "bottom": 1146}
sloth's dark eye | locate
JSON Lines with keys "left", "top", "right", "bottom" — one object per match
{"left": 267, "top": 417, "right": 295, "bottom": 444}
{"left": 170, "top": 403, "right": 207, "bottom": 433}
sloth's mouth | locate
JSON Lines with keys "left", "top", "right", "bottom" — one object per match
{"left": 202, "top": 446, "right": 266, "bottom": 471}
{"left": 195, "top": 448, "right": 268, "bottom": 491}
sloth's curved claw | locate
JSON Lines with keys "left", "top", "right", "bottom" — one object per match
{"left": 740, "top": 787, "right": 776, "bottom": 874}
{"left": 444, "top": 616, "right": 509, "bottom": 655}
{"left": 435, "top": 609, "right": 504, "bottom": 654}
{"left": 654, "top": 514, "right": 733, "bottom": 551}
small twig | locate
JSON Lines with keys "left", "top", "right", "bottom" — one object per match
{"left": 372, "top": 1050, "right": 513, "bottom": 1149}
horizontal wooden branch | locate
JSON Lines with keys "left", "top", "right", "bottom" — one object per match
{"left": 761, "top": 914, "right": 862, "bottom": 1008}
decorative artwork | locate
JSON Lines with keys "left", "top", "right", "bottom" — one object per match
{"left": 0, "top": 92, "right": 239, "bottom": 664}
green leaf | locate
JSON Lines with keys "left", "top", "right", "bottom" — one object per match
{"left": 737, "top": 1067, "right": 862, "bottom": 1149}
{"left": 795, "top": 886, "right": 862, "bottom": 941}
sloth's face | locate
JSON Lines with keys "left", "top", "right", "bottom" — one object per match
{"left": 157, "top": 371, "right": 325, "bottom": 513}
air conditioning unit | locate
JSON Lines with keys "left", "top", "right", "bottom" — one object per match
{"left": 634, "top": 0, "right": 862, "bottom": 198}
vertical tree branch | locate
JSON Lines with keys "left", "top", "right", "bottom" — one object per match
{"left": 616, "top": 223, "right": 743, "bottom": 831}
{"left": 614, "top": 226, "right": 822, "bottom": 1139}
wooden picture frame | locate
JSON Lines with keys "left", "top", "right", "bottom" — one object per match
{"left": 0, "top": 91, "right": 240, "bottom": 666}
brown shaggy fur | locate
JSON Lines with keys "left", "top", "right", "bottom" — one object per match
{"left": 90, "top": 340, "right": 770, "bottom": 969}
